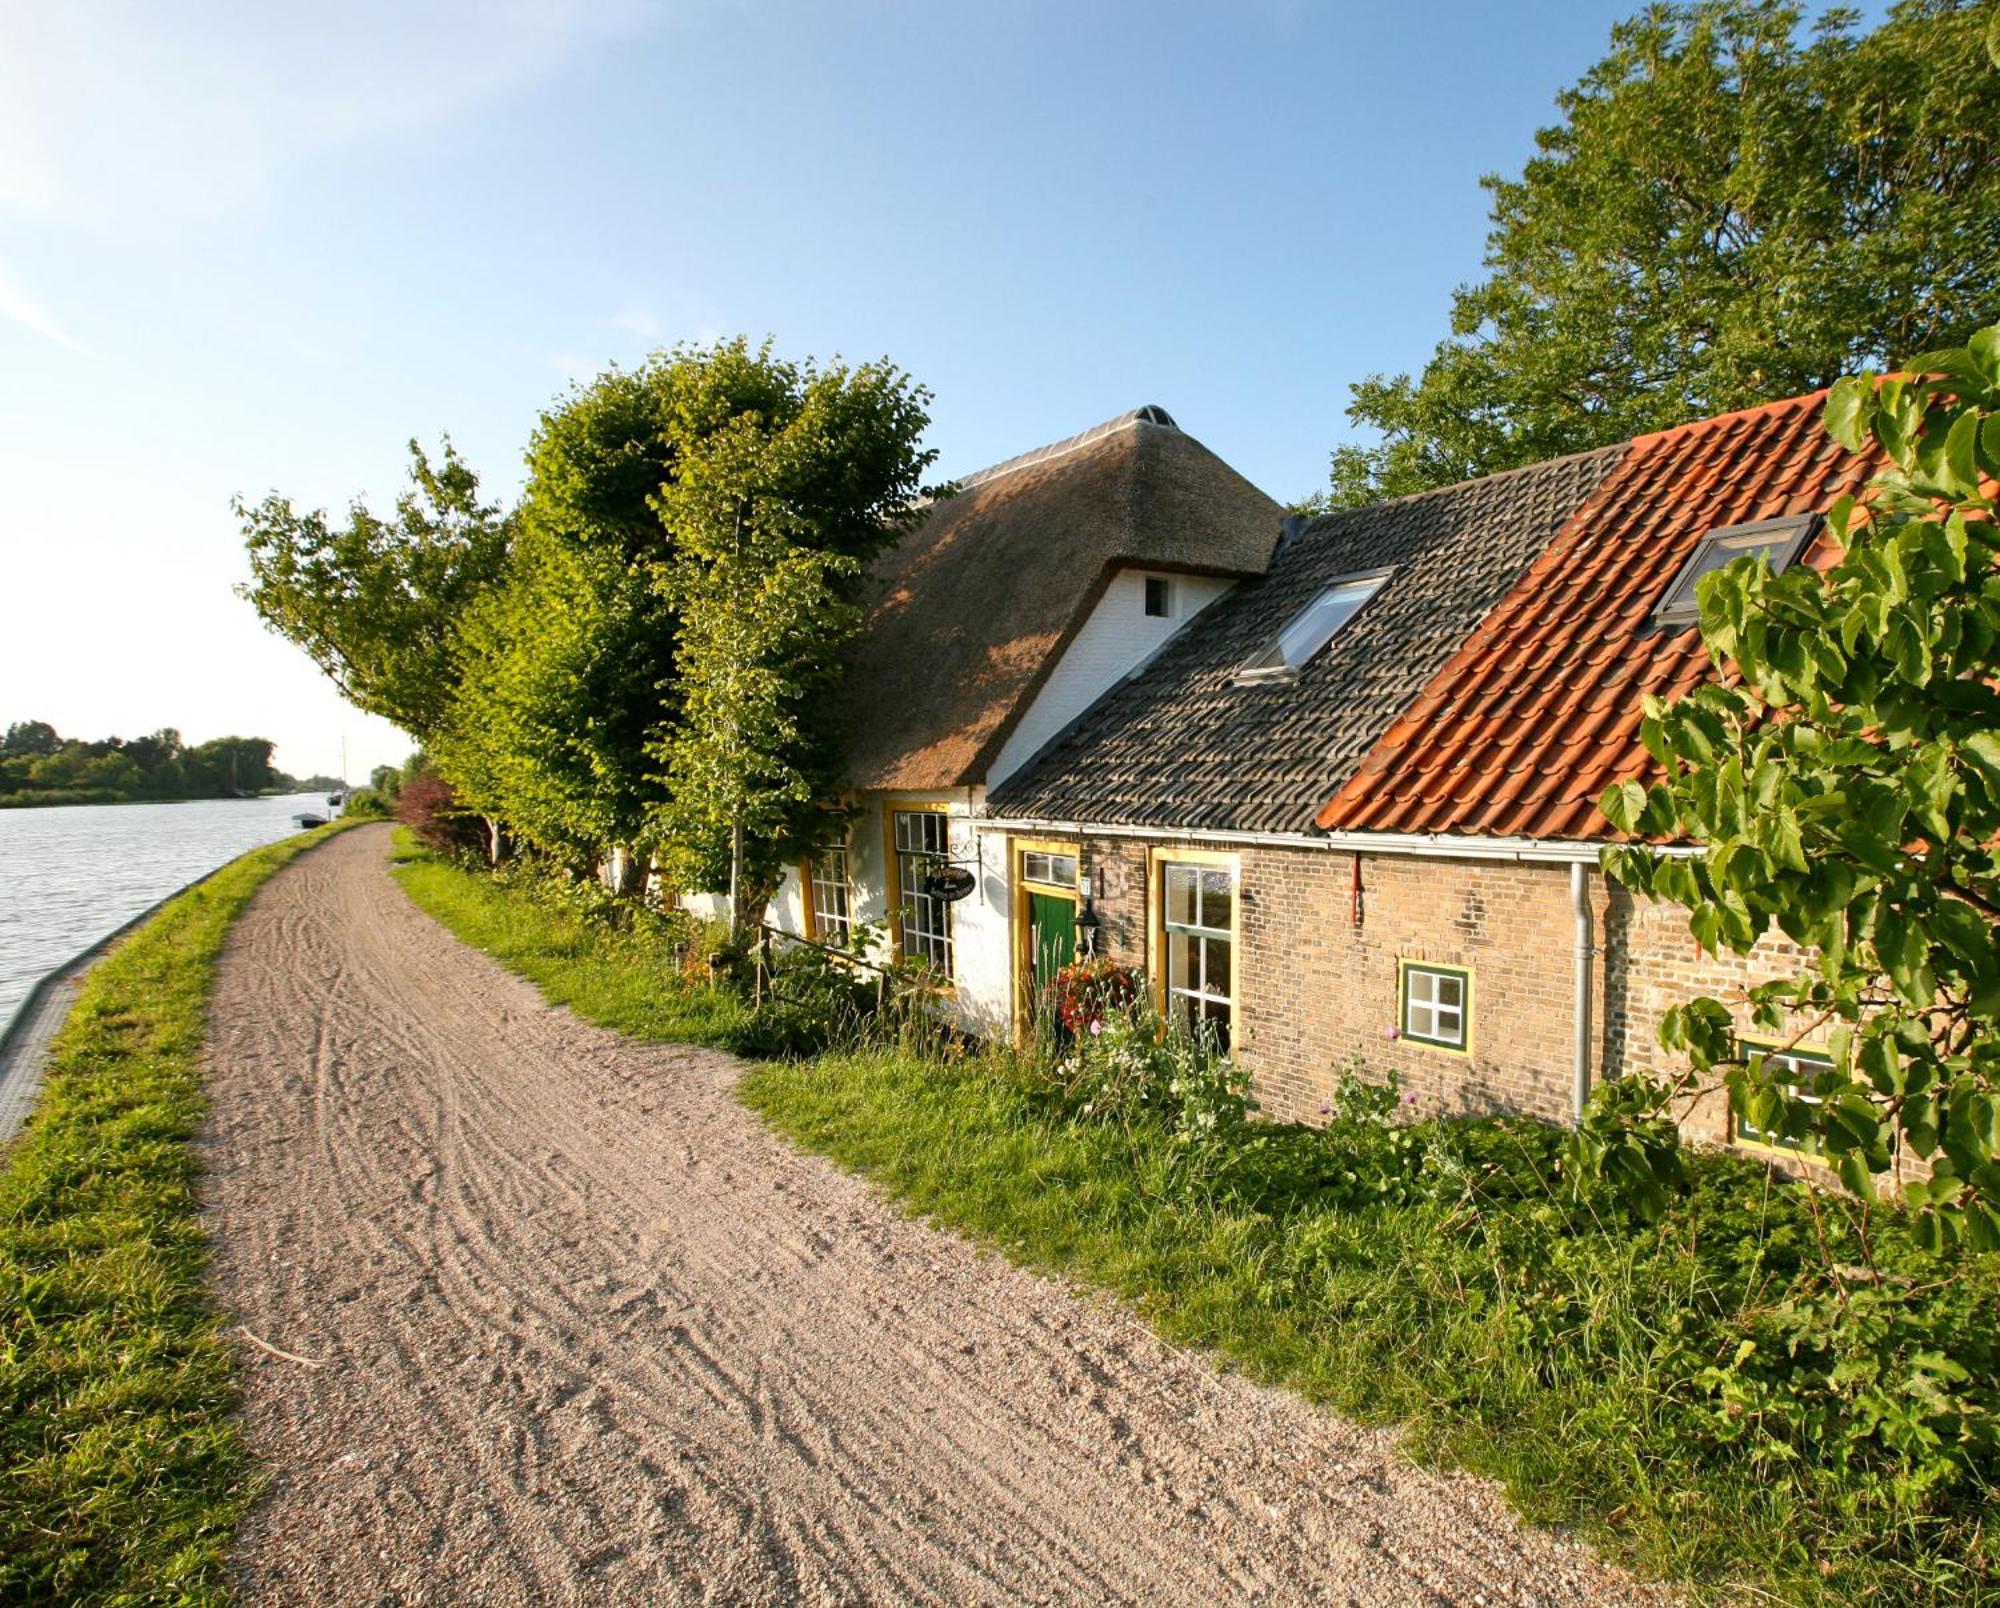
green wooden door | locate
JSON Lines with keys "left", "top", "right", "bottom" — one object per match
{"left": 1028, "top": 891, "right": 1077, "bottom": 1010}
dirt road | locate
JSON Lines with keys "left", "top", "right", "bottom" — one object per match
{"left": 199, "top": 825, "right": 1659, "bottom": 1605}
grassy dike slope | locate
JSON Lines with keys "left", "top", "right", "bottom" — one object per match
{"left": 0, "top": 820, "right": 362, "bottom": 1604}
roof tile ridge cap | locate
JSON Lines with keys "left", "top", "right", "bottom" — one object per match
{"left": 954, "top": 408, "right": 1169, "bottom": 494}
{"left": 1296, "top": 439, "right": 1627, "bottom": 536}
{"left": 1628, "top": 387, "right": 1834, "bottom": 452}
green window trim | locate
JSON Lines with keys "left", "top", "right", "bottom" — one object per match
{"left": 1732, "top": 1039, "right": 1834, "bottom": 1160}
{"left": 1398, "top": 960, "right": 1472, "bottom": 1053}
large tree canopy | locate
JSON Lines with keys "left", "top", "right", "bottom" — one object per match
{"left": 648, "top": 342, "right": 939, "bottom": 926}
{"left": 236, "top": 439, "right": 513, "bottom": 742}
{"left": 438, "top": 339, "right": 938, "bottom": 896}
{"left": 1328, "top": 0, "right": 2000, "bottom": 508}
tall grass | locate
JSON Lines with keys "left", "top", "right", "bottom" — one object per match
{"left": 0, "top": 819, "right": 362, "bottom": 1603}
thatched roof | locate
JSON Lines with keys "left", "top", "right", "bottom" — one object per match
{"left": 842, "top": 407, "right": 1281, "bottom": 793}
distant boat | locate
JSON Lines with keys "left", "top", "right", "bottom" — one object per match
{"left": 325, "top": 791, "right": 345, "bottom": 807}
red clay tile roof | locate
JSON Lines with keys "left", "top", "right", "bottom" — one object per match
{"left": 1316, "top": 391, "right": 1891, "bottom": 841}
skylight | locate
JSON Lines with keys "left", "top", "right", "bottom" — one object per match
{"left": 1655, "top": 514, "right": 1819, "bottom": 629}
{"left": 1238, "top": 570, "right": 1390, "bottom": 681}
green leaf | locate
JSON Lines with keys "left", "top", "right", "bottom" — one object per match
{"left": 1600, "top": 779, "right": 1648, "bottom": 834}
{"left": 1824, "top": 376, "right": 1876, "bottom": 453}
{"left": 1943, "top": 408, "right": 1982, "bottom": 496}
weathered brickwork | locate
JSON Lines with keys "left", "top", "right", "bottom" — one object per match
{"left": 1073, "top": 836, "right": 1851, "bottom": 1162}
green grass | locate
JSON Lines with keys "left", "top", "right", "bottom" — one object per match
{"left": 0, "top": 819, "right": 363, "bottom": 1605}
{"left": 394, "top": 841, "right": 1999, "bottom": 1606}
{"left": 392, "top": 830, "right": 749, "bottom": 1047}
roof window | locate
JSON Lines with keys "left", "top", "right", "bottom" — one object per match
{"left": 1237, "top": 570, "right": 1390, "bottom": 682}
{"left": 1654, "top": 514, "right": 1819, "bottom": 630}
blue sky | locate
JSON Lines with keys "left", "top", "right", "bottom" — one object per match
{"left": 0, "top": 0, "right": 1744, "bottom": 781}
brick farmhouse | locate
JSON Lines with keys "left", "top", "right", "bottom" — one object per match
{"left": 755, "top": 390, "right": 1892, "bottom": 1165}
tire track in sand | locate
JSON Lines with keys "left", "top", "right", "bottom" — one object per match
{"left": 200, "top": 824, "right": 1668, "bottom": 1606}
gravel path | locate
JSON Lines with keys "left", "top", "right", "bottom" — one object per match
{"left": 199, "top": 824, "right": 1664, "bottom": 1605}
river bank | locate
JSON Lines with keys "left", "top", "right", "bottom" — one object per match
{"left": 0, "top": 792, "right": 334, "bottom": 1027}
{"left": 0, "top": 820, "right": 360, "bottom": 1602}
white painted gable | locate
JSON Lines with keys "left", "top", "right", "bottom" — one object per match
{"left": 985, "top": 567, "right": 1235, "bottom": 790}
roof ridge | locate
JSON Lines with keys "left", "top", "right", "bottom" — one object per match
{"left": 955, "top": 406, "right": 1179, "bottom": 493}
{"left": 1629, "top": 387, "right": 1830, "bottom": 450}
{"left": 1301, "top": 440, "right": 1628, "bottom": 532}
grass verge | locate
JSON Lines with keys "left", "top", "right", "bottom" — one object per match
{"left": 0, "top": 819, "right": 362, "bottom": 1603}
{"left": 394, "top": 840, "right": 1999, "bottom": 1605}
{"left": 392, "top": 830, "right": 749, "bottom": 1047}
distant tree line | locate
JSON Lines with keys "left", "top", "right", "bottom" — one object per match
{"left": 238, "top": 339, "right": 940, "bottom": 932}
{"left": 0, "top": 721, "right": 325, "bottom": 808}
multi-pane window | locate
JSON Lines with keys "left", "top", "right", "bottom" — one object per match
{"left": 1734, "top": 1044, "right": 1831, "bottom": 1156}
{"left": 1401, "top": 962, "right": 1470, "bottom": 1051}
{"left": 1655, "top": 514, "right": 1819, "bottom": 628}
{"left": 893, "top": 810, "right": 954, "bottom": 975}
{"left": 1163, "top": 862, "right": 1233, "bottom": 1050}
{"left": 808, "top": 844, "right": 852, "bottom": 947}
{"left": 1020, "top": 850, "right": 1077, "bottom": 887}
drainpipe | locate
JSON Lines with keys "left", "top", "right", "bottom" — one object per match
{"left": 1571, "top": 861, "right": 1595, "bottom": 1125}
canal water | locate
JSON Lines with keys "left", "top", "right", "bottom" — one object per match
{"left": 0, "top": 794, "right": 334, "bottom": 1030}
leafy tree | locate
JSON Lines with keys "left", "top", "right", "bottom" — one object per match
{"left": 1330, "top": 0, "right": 2000, "bottom": 507}
{"left": 649, "top": 342, "right": 938, "bottom": 931}
{"left": 236, "top": 438, "right": 512, "bottom": 742}
{"left": 1592, "top": 321, "right": 2000, "bottom": 1250}
{"left": 1, "top": 721, "right": 59, "bottom": 758}
{"left": 436, "top": 358, "right": 783, "bottom": 870}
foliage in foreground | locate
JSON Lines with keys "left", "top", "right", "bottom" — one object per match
{"left": 398, "top": 841, "right": 2000, "bottom": 1603}
{"left": 744, "top": 1049, "right": 1998, "bottom": 1604}
{"left": 0, "top": 820, "right": 360, "bottom": 1603}
{"left": 1329, "top": 0, "right": 2000, "bottom": 506}
{"left": 1598, "top": 324, "right": 2000, "bottom": 1248}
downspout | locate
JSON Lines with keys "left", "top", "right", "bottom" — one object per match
{"left": 1571, "top": 861, "right": 1595, "bottom": 1125}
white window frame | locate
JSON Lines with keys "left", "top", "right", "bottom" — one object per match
{"left": 893, "top": 809, "right": 954, "bottom": 976}
{"left": 807, "top": 843, "right": 853, "bottom": 947}
{"left": 1162, "top": 861, "right": 1234, "bottom": 1049}
{"left": 1237, "top": 568, "right": 1392, "bottom": 682}
{"left": 1734, "top": 1043, "right": 1831, "bottom": 1157}
{"left": 1020, "top": 849, "right": 1078, "bottom": 888}
{"left": 1143, "top": 574, "right": 1174, "bottom": 619}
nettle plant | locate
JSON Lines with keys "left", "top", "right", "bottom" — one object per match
{"left": 1592, "top": 323, "right": 2000, "bottom": 1250}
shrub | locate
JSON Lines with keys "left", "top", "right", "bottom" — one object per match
{"left": 395, "top": 774, "right": 484, "bottom": 858}
{"left": 728, "top": 943, "right": 879, "bottom": 1059}
{"left": 338, "top": 786, "right": 392, "bottom": 820}
{"left": 1057, "top": 1002, "right": 1252, "bottom": 1149}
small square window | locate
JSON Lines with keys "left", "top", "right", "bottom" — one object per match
{"left": 1733, "top": 1043, "right": 1832, "bottom": 1157}
{"left": 1144, "top": 575, "right": 1173, "bottom": 618}
{"left": 1655, "top": 514, "right": 1819, "bottom": 629}
{"left": 1400, "top": 962, "right": 1471, "bottom": 1052}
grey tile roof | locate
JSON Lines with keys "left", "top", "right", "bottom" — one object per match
{"left": 985, "top": 443, "right": 1627, "bottom": 835}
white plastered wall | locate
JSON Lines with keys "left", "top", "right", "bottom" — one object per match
{"left": 985, "top": 566, "right": 1236, "bottom": 789}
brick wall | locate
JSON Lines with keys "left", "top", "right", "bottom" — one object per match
{"left": 1073, "top": 836, "right": 1845, "bottom": 1155}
